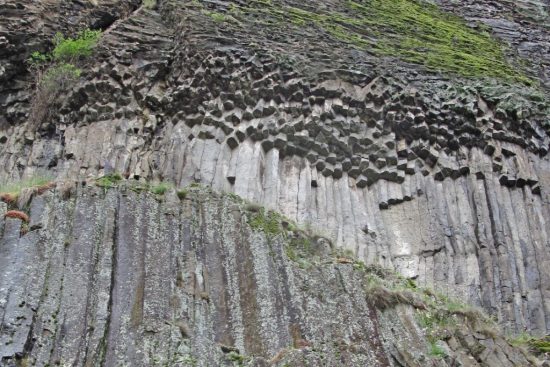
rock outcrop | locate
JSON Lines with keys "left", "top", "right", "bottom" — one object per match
{"left": 1, "top": 0, "right": 550, "bottom": 363}
{"left": 0, "top": 185, "right": 541, "bottom": 366}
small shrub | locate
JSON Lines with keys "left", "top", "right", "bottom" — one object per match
{"left": 28, "top": 51, "right": 49, "bottom": 66}
{"left": 177, "top": 189, "right": 188, "bottom": 200}
{"left": 5, "top": 210, "right": 30, "bottom": 223}
{"left": 51, "top": 29, "right": 102, "bottom": 62}
{"left": 27, "top": 29, "right": 101, "bottom": 128}
{"left": 40, "top": 63, "right": 81, "bottom": 91}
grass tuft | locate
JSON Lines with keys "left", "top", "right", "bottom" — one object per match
{"left": 96, "top": 173, "right": 123, "bottom": 189}
{"left": 0, "top": 176, "right": 52, "bottom": 197}
{"left": 177, "top": 189, "right": 188, "bottom": 200}
{"left": 247, "top": 208, "right": 284, "bottom": 237}
{"left": 0, "top": 176, "right": 54, "bottom": 206}
{"left": 150, "top": 182, "right": 171, "bottom": 195}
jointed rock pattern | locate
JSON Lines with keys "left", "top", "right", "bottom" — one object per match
{"left": 1, "top": 0, "right": 550, "bottom": 364}
{"left": 0, "top": 186, "right": 541, "bottom": 366}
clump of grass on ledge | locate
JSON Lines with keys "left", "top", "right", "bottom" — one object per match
{"left": 95, "top": 173, "right": 123, "bottom": 189}
{"left": 428, "top": 340, "right": 447, "bottom": 359}
{"left": 0, "top": 176, "right": 54, "bottom": 205}
{"left": 177, "top": 189, "right": 188, "bottom": 200}
{"left": 150, "top": 182, "right": 172, "bottom": 195}
{"left": 509, "top": 333, "right": 550, "bottom": 355}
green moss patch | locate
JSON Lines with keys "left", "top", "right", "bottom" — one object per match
{"left": 247, "top": 207, "right": 284, "bottom": 237}
{"left": 197, "top": 0, "right": 530, "bottom": 83}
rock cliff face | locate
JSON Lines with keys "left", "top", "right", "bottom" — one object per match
{"left": 1, "top": 0, "right": 550, "bottom": 365}
{"left": 0, "top": 185, "right": 541, "bottom": 366}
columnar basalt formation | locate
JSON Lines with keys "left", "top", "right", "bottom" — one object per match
{"left": 1, "top": 0, "right": 550, "bottom": 363}
{"left": 0, "top": 186, "right": 541, "bottom": 366}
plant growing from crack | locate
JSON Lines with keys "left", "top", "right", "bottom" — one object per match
{"left": 27, "top": 29, "right": 101, "bottom": 128}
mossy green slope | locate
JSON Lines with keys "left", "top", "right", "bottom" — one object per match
{"left": 195, "top": 0, "right": 530, "bottom": 83}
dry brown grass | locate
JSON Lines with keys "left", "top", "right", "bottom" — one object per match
{"left": 0, "top": 177, "right": 55, "bottom": 208}
{"left": 268, "top": 348, "right": 290, "bottom": 365}
{"left": 366, "top": 284, "right": 426, "bottom": 310}
{"left": 35, "top": 181, "right": 56, "bottom": 194}
{"left": 5, "top": 210, "right": 30, "bottom": 223}
{"left": 57, "top": 180, "right": 76, "bottom": 200}
{"left": 0, "top": 193, "right": 17, "bottom": 205}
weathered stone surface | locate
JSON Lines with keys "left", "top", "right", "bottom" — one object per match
{"left": 0, "top": 0, "right": 549, "bottom": 358}
{"left": 0, "top": 187, "right": 540, "bottom": 366}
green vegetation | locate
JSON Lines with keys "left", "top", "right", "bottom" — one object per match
{"left": 28, "top": 29, "right": 101, "bottom": 69}
{"left": 348, "top": 0, "right": 529, "bottom": 83}
{"left": 174, "top": 354, "right": 197, "bottom": 366}
{"left": 95, "top": 173, "right": 123, "bottom": 189}
{"left": 285, "top": 236, "right": 313, "bottom": 262}
{"left": 177, "top": 189, "right": 188, "bottom": 200}
{"left": 428, "top": 340, "right": 446, "bottom": 359}
{"left": 39, "top": 63, "right": 82, "bottom": 91}
{"left": 197, "top": 0, "right": 530, "bottom": 83}
{"left": 206, "top": 11, "right": 227, "bottom": 23}
{"left": 247, "top": 207, "right": 284, "bottom": 237}
{"left": 27, "top": 29, "right": 102, "bottom": 126}
{"left": 226, "top": 192, "right": 244, "bottom": 203}
{"left": 238, "top": 196, "right": 323, "bottom": 267}
{"left": 51, "top": 29, "right": 102, "bottom": 62}
{"left": 227, "top": 351, "right": 248, "bottom": 366}
{"left": 509, "top": 333, "right": 550, "bottom": 355}
{"left": 0, "top": 176, "right": 52, "bottom": 198}
{"left": 150, "top": 182, "right": 172, "bottom": 195}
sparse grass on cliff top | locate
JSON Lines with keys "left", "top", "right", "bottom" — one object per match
{"left": 197, "top": 0, "right": 531, "bottom": 84}
{"left": 509, "top": 333, "right": 550, "bottom": 355}
{"left": 0, "top": 176, "right": 52, "bottom": 196}
{"left": 0, "top": 176, "right": 53, "bottom": 204}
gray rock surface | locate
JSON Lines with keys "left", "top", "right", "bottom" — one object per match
{"left": 0, "top": 0, "right": 549, "bottom": 358}
{"left": 0, "top": 186, "right": 540, "bottom": 366}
